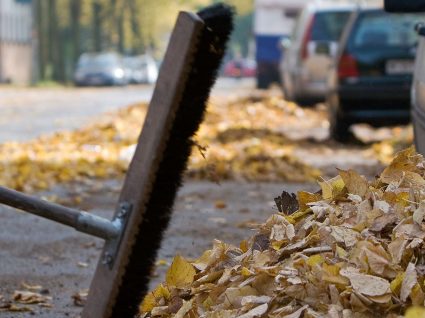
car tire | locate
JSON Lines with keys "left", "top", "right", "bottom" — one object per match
{"left": 257, "top": 74, "right": 270, "bottom": 89}
{"left": 294, "top": 96, "right": 317, "bottom": 107}
{"left": 329, "top": 109, "right": 351, "bottom": 142}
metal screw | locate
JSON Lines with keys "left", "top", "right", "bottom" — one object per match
{"left": 102, "top": 252, "right": 113, "bottom": 265}
{"left": 118, "top": 203, "right": 128, "bottom": 218}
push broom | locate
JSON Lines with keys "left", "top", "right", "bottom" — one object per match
{"left": 0, "top": 4, "right": 234, "bottom": 317}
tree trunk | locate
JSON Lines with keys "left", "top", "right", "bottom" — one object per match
{"left": 93, "top": 1, "right": 102, "bottom": 52}
{"left": 36, "top": 0, "right": 46, "bottom": 80}
{"left": 47, "top": 0, "right": 64, "bottom": 81}
{"left": 117, "top": 13, "right": 125, "bottom": 53}
{"left": 70, "top": 0, "right": 82, "bottom": 64}
{"left": 129, "top": 0, "right": 142, "bottom": 54}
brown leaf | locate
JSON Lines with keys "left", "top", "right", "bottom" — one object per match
{"left": 340, "top": 268, "right": 391, "bottom": 296}
{"left": 400, "top": 263, "right": 418, "bottom": 302}
{"left": 274, "top": 191, "right": 298, "bottom": 214}
{"left": 338, "top": 169, "right": 368, "bottom": 197}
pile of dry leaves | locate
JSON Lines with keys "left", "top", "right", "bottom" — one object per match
{"left": 187, "top": 95, "right": 322, "bottom": 182}
{"left": 140, "top": 147, "right": 425, "bottom": 318}
{"left": 0, "top": 96, "right": 321, "bottom": 192}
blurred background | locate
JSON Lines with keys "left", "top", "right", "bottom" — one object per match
{"left": 4, "top": 1, "right": 425, "bottom": 316}
{"left": 0, "top": 0, "right": 254, "bottom": 85}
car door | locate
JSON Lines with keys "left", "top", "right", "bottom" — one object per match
{"left": 412, "top": 24, "right": 425, "bottom": 154}
{"left": 303, "top": 10, "right": 352, "bottom": 84}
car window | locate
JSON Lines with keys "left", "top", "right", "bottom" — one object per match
{"left": 351, "top": 12, "right": 425, "bottom": 48}
{"left": 311, "top": 11, "right": 351, "bottom": 42}
{"left": 78, "top": 54, "right": 120, "bottom": 68}
{"left": 94, "top": 55, "right": 119, "bottom": 66}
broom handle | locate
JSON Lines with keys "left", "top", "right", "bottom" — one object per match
{"left": 0, "top": 185, "right": 120, "bottom": 240}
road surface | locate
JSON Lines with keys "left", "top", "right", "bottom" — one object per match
{"left": 0, "top": 79, "right": 389, "bottom": 317}
{"left": 0, "top": 78, "right": 254, "bottom": 143}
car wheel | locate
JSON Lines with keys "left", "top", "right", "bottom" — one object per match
{"left": 329, "top": 109, "right": 351, "bottom": 142}
{"left": 294, "top": 96, "right": 317, "bottom": 107}
{"left": 257, "top": 74, "right": 270, "bottom": 89}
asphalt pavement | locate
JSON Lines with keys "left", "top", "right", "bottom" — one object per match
{"left": 0, "top": 78, "right": 385, "bottom": 317}
{"left": 0, "top": 180, "right": 317, "bottom": 318}
{"left": 0, "top": 78, "right": 282, "bottom": 318}
{"left": 0, "top": 78, "right": 254, "bottom": 143}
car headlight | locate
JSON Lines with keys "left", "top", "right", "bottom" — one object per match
{"left": 113, "top": 68, "right": 124, "bottom": 78}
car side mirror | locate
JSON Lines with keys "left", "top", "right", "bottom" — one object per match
{"left": 384, "top": 0, "right": 425, "bottom": 12}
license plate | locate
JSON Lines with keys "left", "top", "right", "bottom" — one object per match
{"left": 386, "top": 60, "right": 414, "bottom": 74}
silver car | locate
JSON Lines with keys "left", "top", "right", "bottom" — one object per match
{"left": 74, "top": 52, "right": 127, "bottom": 86}
{"left": 123, "top": 55, "right": 158, "bottom": 84}
{"left": 385, "top": 0, "right": 425, "bottom": 154}
{"left": 280, "top": 3, "right": 355, "bottom": 106}
{"left": 413, "top": 24, "right": 425, "bottom": 154}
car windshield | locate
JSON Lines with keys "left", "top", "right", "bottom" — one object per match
{"left": 311, "top": 10, "right": 352, "bottom": 42}
{"left": 78, "top": 54, "right": 119, "bottom": 68}
{"left": 351, "top": 12, "right": 425, "bottom": 48}
{"left": 123, "top": 58, "right": 140, "bottom": 68}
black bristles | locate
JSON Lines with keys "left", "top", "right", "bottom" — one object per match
{"left": 110, "top": 4, "right": 234, "bottom": 317}
{"left": 198, "top": 3, "right": 235, "bottom": 39}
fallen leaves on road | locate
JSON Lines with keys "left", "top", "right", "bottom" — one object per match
{"left": 140, "top": 147, "right": 425, "bottom": 317}
{"left": 368, "top": 125, "right": 414, "bottom": 165}
{"left": 0, "top": 286, "right": 52, "bottom": 313}
{"left": 187, "top": 96, "right": 322, "bottom": 182}
{"left": 13, "top": 290, "right": 52, "bottom": 306}
{"left": 71, "top": 289, "right": 88, "bottom": 307}
{"left": 0, "top": 303, "right": 33, "bottom": 313}
{"left": 0, "top": 95, "right": 322, "bottom": 193}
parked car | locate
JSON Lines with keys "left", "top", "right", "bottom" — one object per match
{"left": 74, "top": 52, "right": 127, "bottom": 86}
{"left": 123, "top": 55, "right": 158, "bottom": 84}
{"left": 280, "top": 2, "right": 355, "bottom": 106}
{"left": 385, "top": 0, "right": 425, "bottom": 154}
{"left": 254, "top": 0, "right": 308, "bottom": 89}
{"left": 327, "top": 7, "right": 424, "bottom": 141}
{"left": 223, "top": 58, "right": 256, "bottom": 78}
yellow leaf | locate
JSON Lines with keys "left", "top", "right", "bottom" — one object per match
{"left": 405, "top": 307, "right": 425, "bottom": 318}
{"left": 403, "top": 172, "right": 425, "bottom": 188}
{"left": 140, "top": 284, "right": 170, "bottom": 312}
{"left": 297, "top": 191, "right": 321, "bottom": 211}
{"left": 241, "top": 267, "right": 253, "bottom": 277}
{"left": 383, "top": 191, "right": 410, "bottom": 207}
{"left": 338, "top": 169, "right": 368, "bottom": 197}
{"left": 240, "top": 240, "right": 249, "bottom": 253}
{"left": 336, "top": 245, "right": 348, "bottom": 258}
{"left": 322, "top": 263, "right": 349, "bottom": 286}
{"left": 166, "top": 255, "right": 196, "bottom": 288}
{"left": 202, "top": 296, "right": 214, "bottom": 310}
{"left": 271, "top": 240, "right": 284, "bottom": 250}
{"left": 380, "top": 146, "right": 418, "bottom": 185}
{"left": 411, "top": 284, "right": 425, "bottom": 306}
{"left": 391, "top": 272, "right": 405, "bottom": 295}
{"left": 192, "top": 250, "right": 213, "bottom": 271}
{"left": 318, "top": 176, "right": 345, "bottom": 200}
{"left": 285, "top": 208, "right": 312, "bottom": 224}
{"left": 306, "top": 254, "right": 324, "bottom": 267}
